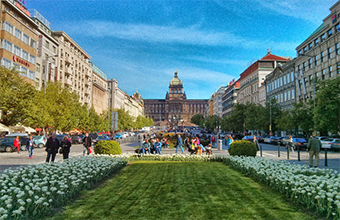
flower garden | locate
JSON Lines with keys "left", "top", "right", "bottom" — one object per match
{"left": 0, "top": 153, "right": 339, "bottom": 219}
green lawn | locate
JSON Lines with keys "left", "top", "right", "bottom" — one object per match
{"left": 50, "top": 161, "right": 315, "bottom": 220}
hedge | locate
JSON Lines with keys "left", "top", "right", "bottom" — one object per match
{"left": 94, "top": 140, "right": 122, "bottom": 155}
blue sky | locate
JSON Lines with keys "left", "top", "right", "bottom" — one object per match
{"left": 26, "top": 0, "right": 336, "bottom": 99}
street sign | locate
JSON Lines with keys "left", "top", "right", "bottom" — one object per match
{"left": 111, "top": 112, "right": 118, "bottom": 131}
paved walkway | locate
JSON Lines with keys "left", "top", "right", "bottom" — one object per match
{"left": 1, "top": 141, "right": 339, "bottom": 173}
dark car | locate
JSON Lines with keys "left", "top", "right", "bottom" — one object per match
{"left": 93, "top": 136, "right": 110, "bottom": 145}
{"left": 291, "top": 138, "right": 308, "bottom": 150}
{"left": 257, "top": 135, "right": 266, "bottom": 143}
{"left": 0, "top": 138, "right": 16, "bottom": 152}
{"left": 71, "top": 135, "right": 83, "bottom": 144}
{"left": 56, "top": 134, "right": 67, "bottom": 142}
{"left": 3, "top": 137, "right": 29, "bottom": 151}
{"left": 89, "top": 133, "right": 98, "bottom": 142}
{"left": 233, "top": 134, "right": 244, "bottom": 140}
{"left": 271, "top": 137, "right": 283, "bottom": 145}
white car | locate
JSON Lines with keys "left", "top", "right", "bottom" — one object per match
{"left": 321, "top": 138, "right": 340, "bottom": 149}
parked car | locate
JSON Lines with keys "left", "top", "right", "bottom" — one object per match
{"left": 263, "top": 136, "right": 275, "bottom": 144}
{"left": 232, "top": 133, "right": 244, "bottom": 140}
{"left": 321, "top": 138, "right": 340, "bottom": 149}
{"left": 242, "top": 136, "right": 254, "bottom": 142}
{"left": 89, "top": 133, "right": 98, "bottom": 142}
{"left": 93, "top": 135, "right": 110, "bottom": 145}
{"left": 115, "top": 133, "right": 123, "bottom": 139}
{"left": 33, "top": 136, "right": 47, "bottom": 148}
{"left": 331, "top": 139, "right": 340, "bottom": 151}
{"left": 291, "top": 138, "right": 308, "bottom": 150}
{"left": 271, "top": 137, "right": 283, "bottom": 145}
{"left": 4, "top": 136, "right": 28, "bottom": 151}
{"left": 0, "top": 138, "right": 16, "bottom": 152}
{"left": 71, "top": 135, "right": 83, "bottom": 144}
{"left": 257, "top": 135, "right": 265, "bottom": 143}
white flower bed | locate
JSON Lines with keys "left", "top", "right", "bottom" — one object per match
{"left": 224, "top": 156, "right": 340, "bottom": 219}
{"left": 0, "top": 156, "right": 126, "bottom": 220}
{"left": 107, "top": 152, "right": 215, "bottom": 161}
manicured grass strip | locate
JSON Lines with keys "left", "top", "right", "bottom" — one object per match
{"left": 50, "top": 161, "right": 315, "bottom": 220}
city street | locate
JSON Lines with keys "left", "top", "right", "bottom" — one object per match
{"left": 1, "top": 141, "right": 339, "bottom": 173}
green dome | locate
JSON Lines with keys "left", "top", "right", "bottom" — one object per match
{"left": 170, "top": 71, "right": 182, "bottom": 86}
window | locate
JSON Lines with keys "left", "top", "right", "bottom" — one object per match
{"left": 308, "top": 59, "right": 312, "bottom": 68}
{"left": 328, "top": 47, "right": 332, "bottom": 59}
{"left": 36, "top": 63, "right": 40, "bottom": 72}
{"left": 321, "top": 51, "right": 325, "bottom": 62}
{"left": 314, "top": 38, "right": 319, "bottom": 46}
{"left": 14, "top": 45, "right": 21, "bottom": 56}
{"left": 328, "top": 29, "right": 332, "bottom": 38}
{"left": 338, "top": 62, "right": 340, "bottom": 74}
{"left": 291, "top": 72, "right": 294, "bottom": 81}
{"left": 287, "top": 74, "right": 290, "bottom": 83}
{"left": 303, "top": 62, "right": 306, "bottom": 71}
{"left": 284, "top": 92, "right": 287, "bottom": 101}
{"left": 304, "top": 77, "right": 307, "bottom": 85}
{"left": 15, "top": 28, "right": 21, "bottom": 39}
{"left": 303, "top": 46, "right": 307, "bottom": 53}
{"left": 309, "top": 42, "right": 313, "bottom": 50}
{"left": 337, "top": 23, "right": 340, "bottom": 33}
{"left": 52, "top": 46, "right": 56, "bottom": 53}
{"left": 45, "top": 40, "right": 49, "bottom": 49}
{"left": 281, "top": 93, "right": 283, "bottom": 102}
{"left": 266, "top": 86, "right": 269, "bottom": 93}
{"left": 322, "top": 69, "right": 325, "bottom": 80}
{"left": 13, "top": 63, "right": 20, "bottom": 71}
{"left": 23, "top": 34, "right": 29, "bottom": 44}
{"left": 3, "top": 40, "right": 12, "bottom": 52}
{"left": 297, "top": 65, "right": 301, "bottom": 72}
{"left": 284, "top": 75, "right": 286, "bottom": 85}
{"left": 298, "top": 50, "right": 302, "bottom": 55}
{"left": 315, "top": 72, "right": 319, "bottom": 79}
{"left": 321, "top": 34, "right": 325, "bottom": 42}
{"left": 336, "top": 43, "right": 339, "bottom": 55}
{"left": 314, "top": 55, "right": 318, "bottom": 66}
{"left": 288, "top": 91, "right": 291, "bottom": 100}
{"left": 292, "top": 89, "right": 295, "bottom": 99}
{"left": 329, "top": 66, "right": 333, "bottom": 77}
{"left": 29, "top": 55, "right": 36, "bottom": 64}
{"left": 30, "top": 39, "right": 36, "bottom": 48}
{"left": 29, "top": 71, "right": 35, "bottom": 80}
{"left": 22, "top": 50, "right": 28, "bottom": 60}
{"left": 309, "top": 75, "right": 313, "bottom": 83}
{"left": 1, "top": 58, "right": 11, "bottom": 69}
{"left": 21, "top": 67, "right": 27, "bottom": 77}
{"left": 4, "top": 21, "right": 13, "bottom": 34}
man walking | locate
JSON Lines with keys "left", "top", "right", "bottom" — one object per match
{"left": 176, "top": 134, "right": 184, "bottom": 154}
{"left": 45, "top": 133, "right": 60, "bottom": 163}
{"left": 307, "top": 135, "right": 322, "bottom": 168}
{"left": 83, "top": 132, "right": 92, "bottom": 156}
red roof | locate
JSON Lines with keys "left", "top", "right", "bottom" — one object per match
{"left": 260, "top": 54, "right": 290, "bottom": 61}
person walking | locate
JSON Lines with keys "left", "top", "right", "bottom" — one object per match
{"left": 82, "top": 132, "right": 92, "bottom": 156}
{"left": 14, "top": 136, "right": 20, "bottom": 154}
{"left": 45, "top": 133, "right": 60, "bottom": 163}
{"left": 287, "top": 135, "right": 295, "bottom": 153}
{"left": 26, "top": 135, "right": 36, "bottom": 159}
{"left": 226, "top": 135, "right": 234, "bottom": 150}
{"left": 61, "top": 136, "right": 72, "bottom": 160}
{"left": 307, "top": 135, "right": 322, "bottom": 168}
{"left": 142, "top": 139, "right": 151, "bottom": 156}
{"left": 176, "top": 134, "right": 184, "bottom": 153}
{"left": 211, "top": 135, "right": 216, "bottom": 147}
{"left": 154, "top": 138, "right": 162, "bottom": 155}
{"left": 184, "top": 137, "right": 190, "bottom": 151}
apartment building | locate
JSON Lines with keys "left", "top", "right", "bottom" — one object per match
{"left": 53, "top": 31, "right": 92, "bottom": 106}
{"left": 91, "top": 62, "right": 108, "bottom": 114}
{"left": 107, "top": 79, "right": 125, "bottom": 110}
{"left": 0, "top": 0, "right": 38, "bottom": 85}
{"left": 237, "top": 51, "right": 290, "bottom": 105}
{"left": 265, "top": 60, "right": 296, "bottom": 110}
{"left": 124, "top": 91, "right": 144, "bottom": 119}
{"left": 295, "top": 1, "right": 340, "bottom": 102}
{"left": 213, "top": 86, "right": 227, "bottom": 118}
{"left": 30, "top": 9, "right": 58, "bottom": 91}
{"left": 222, "top": 79, "right": 240, "bottom": 117}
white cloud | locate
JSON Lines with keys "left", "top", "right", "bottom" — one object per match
{"left": 66, "top": 20, "right": 297, "bottom": 52}
{"left": 251, "top": 0, "right": 334, "bottom": 24}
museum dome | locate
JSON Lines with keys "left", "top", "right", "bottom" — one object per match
{"left": 170, "top": 71, "right": 182, "bottom": 86}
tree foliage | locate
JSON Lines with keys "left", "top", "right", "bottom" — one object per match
{"left": 190, "top": 114, "right": 205, "bottom": 127}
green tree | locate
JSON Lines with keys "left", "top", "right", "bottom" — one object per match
{"left": 291, "top": 101, "right": 314, "bottom": 135}
{"left": 314, "top": 77, "right": 340, "bottom": 134}
{"left": 0, "top": 67, "right": 37, "bottom": 126}
{"left": 190, "top": 114, "right": 205, "bottom": 127}
{"left": 276, "top": 109, "right": 294, "bottom": 132}
{"left": 264, "top": 98, "right": 282, "bottom": 133}
{"left": 221, "top": 103, "right": 246, "bottom": 132}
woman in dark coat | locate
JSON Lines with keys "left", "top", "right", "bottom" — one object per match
{"left": 61, "top": 136, "right": 72, "bottom": 159}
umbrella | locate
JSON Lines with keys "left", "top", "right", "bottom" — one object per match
{"left": 0, "top": 123, "right": 11, "bottom": 132}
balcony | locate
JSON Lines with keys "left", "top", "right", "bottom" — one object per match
{"left": 65, "top": 78, "right": 72, "bottom": 86}
{"left": 93, "top": 80, "right": 107, "bottom": 92}
{"left": 85, "top": 80, "right": 90, "bottom": 86}
{"left": 64, "top": 56, "right": 72, "bottom": 64}
{"left": 85, "top": 70, "right": 91, "bottom": 77}
{"left": 65, "top": 66, "right": 73, "bottom": 75}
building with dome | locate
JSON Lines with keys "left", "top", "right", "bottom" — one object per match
{"left": 143, "top": 71, "right": 208, "bottom": 127}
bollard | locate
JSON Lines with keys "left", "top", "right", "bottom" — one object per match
{"left": 325, "top": 148, "right": 328, "bottom": 166}
{"left": 260, "top": 144, "right": 262, "bottom": 157}
{"left": 287, "top": 145, "right": 289, "bottom": 159}
{"left": 297, "top": 145, "right": 300, "bottom": 161}
{"left": 278, "top": 145, "right": 280, "bottom": 157}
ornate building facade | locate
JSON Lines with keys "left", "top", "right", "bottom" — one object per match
{"left": 144, "top": 71, "right": 208, "bottom": 127}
